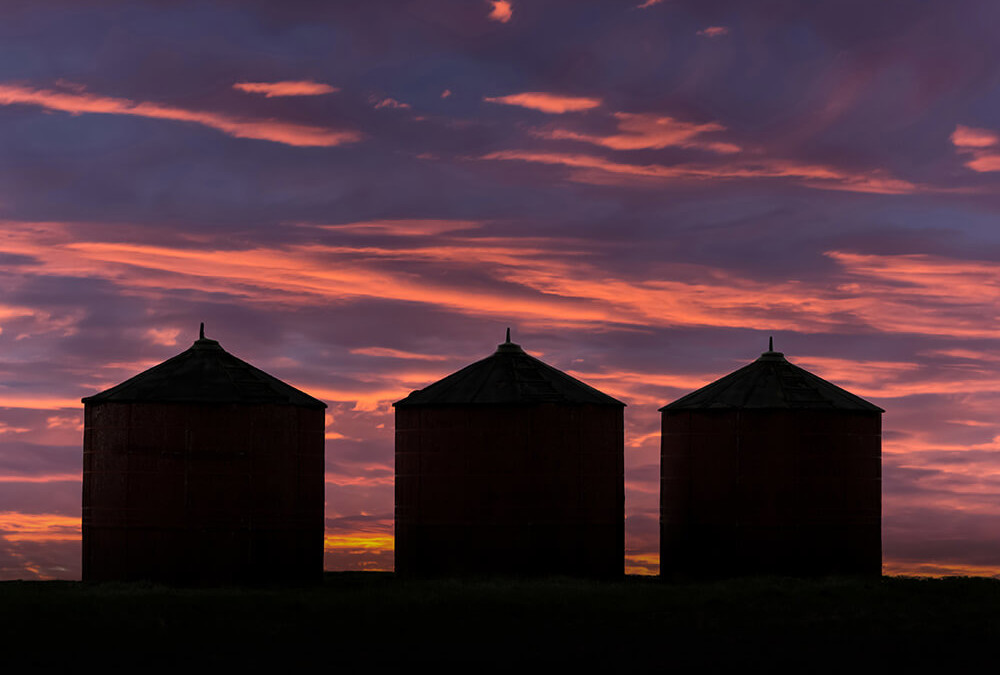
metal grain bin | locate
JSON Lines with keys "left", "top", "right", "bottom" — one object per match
{"left": 82, "top": 325, "right": 326, "bottom": 584}
{"left": 660, "top": 342, "right": 883, "bottom": 577}
{"left": 394, "top": 331, "right": 625, "bottom": 577}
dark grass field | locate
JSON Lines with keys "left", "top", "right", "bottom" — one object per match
{"left": 3, "top": 573, "right": 999, "bottom": 667}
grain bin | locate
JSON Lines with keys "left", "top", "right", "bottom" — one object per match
{"left": 394, "top": 331, "right": 625, "bottom": 577}
{"left": 82, "top": 325, "right": 326, "bottom": 584}
{"left": 660, "top": 341, "right": 883, "bottom": 577}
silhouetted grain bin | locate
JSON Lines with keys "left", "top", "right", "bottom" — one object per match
{"left": 82, "top": 325, "right": 326, "bottom": 584}
{"left": 394, "top": 331, "right": 625, "bottom": 577}
{"left": 660, "top": 341, "right": 883, "bottom": 577}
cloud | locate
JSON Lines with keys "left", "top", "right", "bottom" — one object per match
{"left": 951, "top": 124, "right": 1000, "bottom": 172}
{"left": 349, "top": 347, "right": 449, "bottom": 361}
{"left": 481, "top": 149, "right": 919, "bottom": 194}
{"left": 484, "top": 92, "right": 603, "bottom": 114}
{"left": 488, "top": 1, "right": 512, "bottom": 23}
{"left": 0, "top": 83, "right": 361, "bottom": 147}
{"left": 232, "top": 80, "right": 338, "bottom": 97}
{"left": 535, "top": 112, "right": 740, "bottom": 153}
{"left": 316, "top": 219, "right": 481, "bottom": 236}
{"left": 697, "top": 26, "right": 730, "bottom": 38}
{"left": 372, "top": 97, "right": 411, "bottom": 109}
{"left": 637, "top": 0, "right": 664, "bottom": 8}
{"left": 11, "top": 220, "right": 1000, "bottom": 343}
{"left": 951, "top": 125, "right": 999, "bottom": 148}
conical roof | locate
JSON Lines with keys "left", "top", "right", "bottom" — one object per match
{"left": 660, "top": 342, "right": 883, "bottom": 412}
{"left": 82, "top": 325, "right": 326, "bottom": 409}
{"left": 394, "top": 331, "right": 624, "bottom": 407}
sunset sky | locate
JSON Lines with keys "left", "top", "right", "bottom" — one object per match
{"left": 2, "top": 0, "right": 1000, "bottom": 579}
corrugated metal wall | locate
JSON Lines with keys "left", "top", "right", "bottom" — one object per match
{"left": 83, "top": 401, "right": 325, "bottom": 584}
{"left": 661, "top": 409, "right": 881, "bottom": 577}
{"left": 396, "top": 403, "right": 623, "bottom": 577}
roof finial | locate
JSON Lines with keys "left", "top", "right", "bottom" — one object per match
{"left": 769, "top": 335, "right": 773, "bottom": 352}
{"left": 200, "top": 322, "right": 205, "bottom": 340}
{"left": 505, "top": 327, "right": 511, "bottom": 343}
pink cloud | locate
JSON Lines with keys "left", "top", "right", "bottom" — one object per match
{"left": 232, "top": 80, "right": 338, "bottom": 97}
{"left": 536, "top": 112, "right": 740, "bottom": 153}
{"left": 484, "top": 92, "right": 603, "bottom": 114}
{"left": 349, "top": 347, "right": 449, "bottom": 361}
{"left": 697, "top": 26, "right": 730, "bottom": 37}
{"left": 488, "top": 1, "right": 512, "bottom": 23}
{"left": 482, "top": 149, "right": 918, "bottom": 194}
{"left": 441, "top": 89, "right": 452, "bottom": 99}
{"left": 316, "top": 219, "right": 481, "bottom": 236}
{"left": 637, "top": 0, "right": 664, "bottom": 8}
{"left": 950, "top": 124, "right": 1000, "bottom": 172}
{"left": 372, "top": 97, "right": 411, "bottom": 109}
{"left": 951, "top": 125, "right": 999, "bottom": 148}
{"left": 0, "top": 83, "right": 361, "bottom": 147}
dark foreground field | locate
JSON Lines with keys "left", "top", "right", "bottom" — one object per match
{"left": 3, "top": 574, "right": 999, "bottom": 666}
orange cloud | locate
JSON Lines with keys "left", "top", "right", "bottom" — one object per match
{"left": 324, "top": 533, "right": 394, "bottom": 550}
{"left": 6, "top": 220, "right": 998, "bottom": 354}
{"left": 350, "top": 347, "right": 450, "bottom": 361}
{"left": 697, "top": 26, "right": 730, "bottom": 37}
{"left": 233, "top": 80, "right": 338, "bottom": 97}
{"left": 0, "top": 422, "right": 30, "bottom": 434}
{"left": 317, "top": 219, "right": 481, "bottom": 236}
{"left": 883, "top": 561, "right": 1000, "bottom": 578}
{"left": 0, "top": 512, "right": 80, "bottom": 543}
{"left": 485, "top": 92, "right": 603, "bottom": 114}
{"left": 488, "top": 0, "right": 513, "bottom": 23}
{"left": 482, "top": 149, "right": 918, "bottom": 194}
{"left": 950, "top": 124, "right": 1000, "bottom": 172}
{"left": 0, "top": 83, "right": 361, "bottom": 147}
{"left": 145, "top": 327, "right": 180, "bottom": 346}
{"left": 0, "top": 474, "right": 80, "bottom": 484}
{"left": 536, "top": 112, "right": 740, "bottom": 153}
{"left": 951, "top": 125, "right": 999, "bottom": 149}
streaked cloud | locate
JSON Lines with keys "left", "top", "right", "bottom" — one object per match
{"left": 317, "top": 219, "right": 481, "bottom": 236}
{"left": 485, "top": 92, "right": 603, "bottom": 114}
{"left": 637, "top": 0, "right": 665, "bottom": 8}
{"left": 482, "top": 149, "right": 919, "bottom": 194}
{"left": 233, "top": 80, "right": 338, "bottom": 97}
{"left": 697, "top": 26, "right": 730, "bottom": 38}
{"left": 536, "top": 112, "right": 740, "bottom": 153}
{"left": 349, "top": 347, "right": 449, "bottom": 361}
{"left": 372, "top": 96, "right": 411, "bottom": 110}
{"left": 0, "top": 83, "right": 361, "bottom": 147}
{"left": 488, "top": 1, "right": 512, "bottom": 23}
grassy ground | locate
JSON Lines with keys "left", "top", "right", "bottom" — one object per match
{"left": 3, "top": 573, "right": 999, "bottom": 666}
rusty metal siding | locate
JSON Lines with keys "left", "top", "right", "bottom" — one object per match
{"left": 395, "top": 403, "right": 623, "bottom": 577}
{"left": 83, "top": 401, "right": 324, "bottom": 584}
{"left": 660, "top": 408, "right": 881, "bottom": 577}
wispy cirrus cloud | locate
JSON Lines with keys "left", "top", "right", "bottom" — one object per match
{"left": 535, "top": 112, "right": 740, "bottom": 153}
{"left": 317, "top": 219, "right": 482, "bottom": 236}
{"left": 0, "top": 83, "right": 361, "bottom": 147}
{"left": 233, "top": 80, "right": 338, "bottom": 97}
{"left": 482, "top": 149, "right": 919, "bottom": 194}
{"left": 487, "top": 1, "right": 513, "bottom": 23}
{"left": 951, "top": 124, "right": 1000, "bottom": 172}
{"left": 6, "top": 220, "right": 998, "bottom": 341}
{"left": 637, "top": 0, "right": 665, "bottom": 8}
{"left": 484, "top": 92, "right": 602, "bottom": 114}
